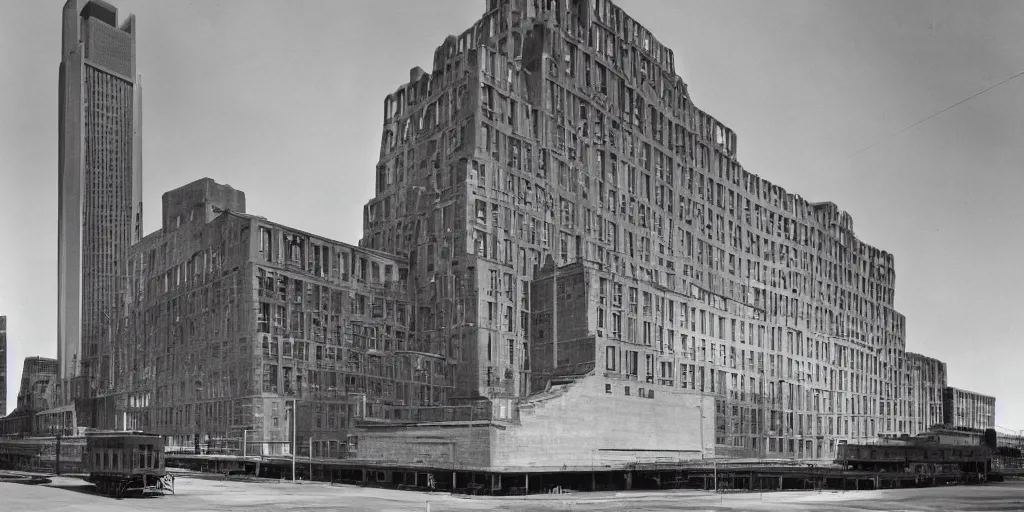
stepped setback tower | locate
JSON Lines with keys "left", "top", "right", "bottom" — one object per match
{"left": 359, "top": 0, "right": 910, "bottom": 466}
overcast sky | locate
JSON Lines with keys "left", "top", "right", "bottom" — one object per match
{"left": 1, "top": 0, "right": 1022, "bottom": 429}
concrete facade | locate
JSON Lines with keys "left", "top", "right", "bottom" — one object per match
{"left": 528, "top": 258, "right": 762, "bottom": 459}
{"left": 943, "top": 386, "right": 995, "bottom": 431}
{"left": 57, "top": 0, "right": 143, "bottom": 391}
{"left": 0, "top": 357, "right": 59, "bottom": 436}
{"left": 354, "top": 375, "right": 712, "bottom": 472}
{"left": 492, "top": 375, "right": 712, "bottom": 471}
{"left": 907, "top": 352, "right": 946, "bottom": 433}
{"left": 359, "top": 0, "right": 915, "bottom": 463}
{"left": 101, "top": 178, "right": 461, "bottom": 456}
{"left": 16, "top": 357, "right": 59, "bottom": 413}
{"left": 996, "top": 431, "right": 1024, "bottom": 452}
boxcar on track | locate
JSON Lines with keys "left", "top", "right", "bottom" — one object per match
{"left": 82, "top": 430, "right": 172, "bottom": 497}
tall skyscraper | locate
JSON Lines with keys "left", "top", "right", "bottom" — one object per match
{"left": 58, "top": 0, "right": 142, "bottom": 393}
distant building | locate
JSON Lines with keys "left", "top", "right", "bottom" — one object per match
{"left": 943, "top": 387, "right": 995, "bottom": 430}
{"left": 0, "top": 356, "right": 59, "bottom": 436}
{"left": 57, "top": 0, "right": 143, "bottom": 393}
{"left": 907, "top": 352, "right": 946, "bottom": 434}
{"left": 997, "top": 431, "right": 1024, "bottom": 452}
{"left": 17, "top": 357, "right": 59, "bottom": 413}
{"left": 995, "top": 430, "right": 1019, "bottom": 454}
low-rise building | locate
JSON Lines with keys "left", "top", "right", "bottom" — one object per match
{"left": 996, "top": 431, "right": 1024, "bottom": 452}
{"left": 943, "top": 387, "right": 995, "bottom": 431}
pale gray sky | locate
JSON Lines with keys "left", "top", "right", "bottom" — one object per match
{"left": 1, "top": 0, "right": 1021, "bottom": 430}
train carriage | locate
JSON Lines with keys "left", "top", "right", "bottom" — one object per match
{"left": 0, "top": 438, "right": 44, "bottom": 470}
{"left": 836, "top": 441, "right": 991, "bottom": 481}
{"left": 82, "top": 431, "right": 171, "bottom": 497}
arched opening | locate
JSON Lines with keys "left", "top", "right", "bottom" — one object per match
{"left": 381, "top": 130, "right": 395, "bottom": 156}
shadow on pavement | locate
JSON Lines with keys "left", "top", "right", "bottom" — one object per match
{"left": 0, "top": 474, "right": 52, "bottom": 485}
{"left": 47, "top": 482, "right": 168, "bottom": 500}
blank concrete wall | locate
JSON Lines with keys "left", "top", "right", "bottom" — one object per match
{"left": 355, "top": 424, "right": 492, "bottom": 470}
{"left": 491, "top": 374, "right": 713, "bottom": 471}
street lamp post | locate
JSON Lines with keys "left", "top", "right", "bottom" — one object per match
{"left": 242, "top": 429, "right": 255, "bottom": 457}
{"left": 698, "top": 404, "right": 705, "bottom": 460}
{"left": 194, "top": 380, "right": 203, "bottom": 455}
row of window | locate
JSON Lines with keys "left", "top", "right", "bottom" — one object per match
{"left": 604, "top": 383, "right": 656, "bottom": 399}
{"left": 91, "top": 445, "right": 161, "bottom": 472}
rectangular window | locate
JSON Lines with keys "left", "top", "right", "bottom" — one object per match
{"left": 259, "top": 227, "right": 273, "bottom": 261}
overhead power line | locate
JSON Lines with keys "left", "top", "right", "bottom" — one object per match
{"left": 853, "top": 68, "right": 1024, "bottom": 157}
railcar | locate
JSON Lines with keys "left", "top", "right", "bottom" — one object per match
{"left": 836, "top": 442, "right": 991, "bottom": 478}
{"left": 0, "top": 438, "right": 44, "bottom": 469}
{"left": 82, "top": 431, "right": 172, "bottom": 497}
{"left": 0, "top": 436, "right": 85, "bottom": 473}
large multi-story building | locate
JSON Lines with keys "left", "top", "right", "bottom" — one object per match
{"left": 104, "top": 178, "right": 444, "bottom": 455}
{"left": 359, "top": 0, "right": 912, "bottom": 463}
{"left": 57, "top": 0, "right": 143, "bottom": 393}
{"left": 1, "top": 316, "right": 6, "bottom": 416}
{"left": 20, "top": 0, "right": 994, "bottom": 473}
{"left": 907, "top": 352, "right": 946, "bottom": 434}
{"left": 943, "top": 387, "right": 995, "bottom": 431}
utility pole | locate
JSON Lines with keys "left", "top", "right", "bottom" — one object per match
{"left": 761, "top": 365, "right": 768, "bottom": 460}
{"left": 194, "top": 380, "right": 203, "bottom": 455}
{"left": 699, "top": 404, "right": 715, "bottom": 492}
{"left": 55, "top": 433, "right": 62, "bottom": 476}
{"left": 344, "top": 361, "right": 351, "bottom": 458}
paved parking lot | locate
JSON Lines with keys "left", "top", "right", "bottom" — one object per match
{"left": 3, "top": 474, "right": 1024, "bottom": 511}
